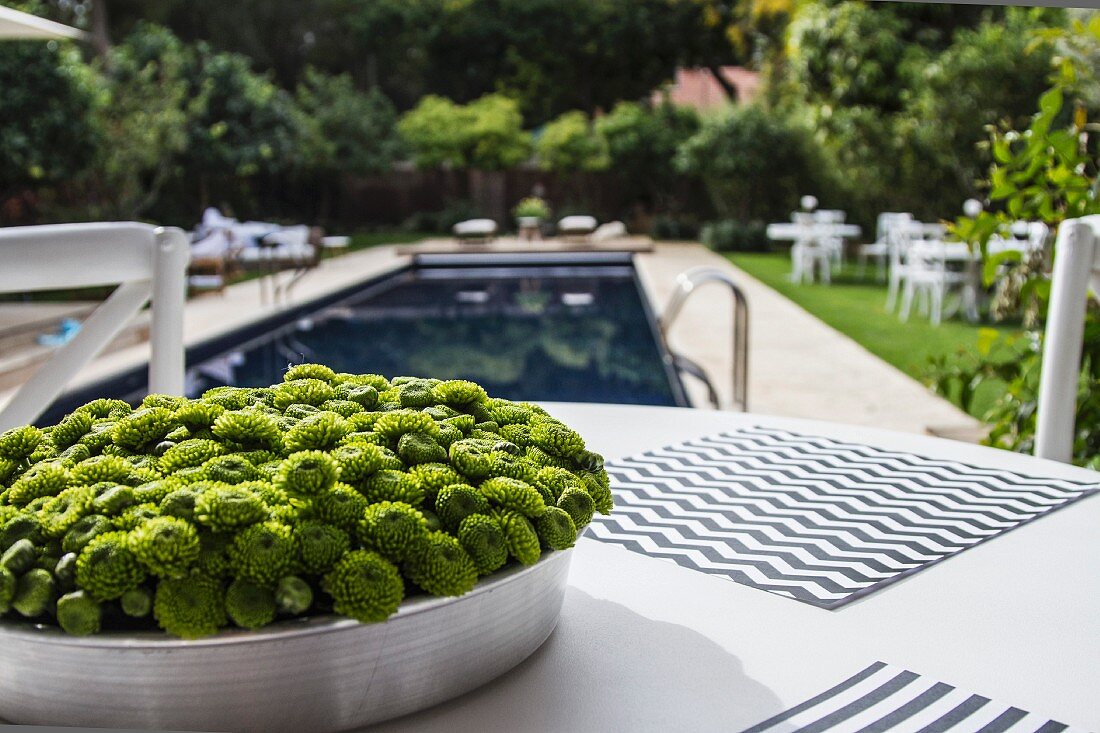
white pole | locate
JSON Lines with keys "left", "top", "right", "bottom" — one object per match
{"left": 148, "top": 227, "right": 190, "bottom": 396}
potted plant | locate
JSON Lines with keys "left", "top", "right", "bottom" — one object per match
{"left": 513, "top": 197, "right": 551, "bottom": 240}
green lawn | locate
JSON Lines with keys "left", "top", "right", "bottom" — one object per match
{"left": 347, "top": 231, "right": 432, "bottom": 252}
{"left": 725, "top": 252, "right": 1019, "bottom": 417}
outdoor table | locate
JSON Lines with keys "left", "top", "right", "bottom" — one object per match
{"left": 767, "top": 222, "right": 863, "bottom": 284}
{"left": 371, "top": 403, "right": 1099, "bottom": 732}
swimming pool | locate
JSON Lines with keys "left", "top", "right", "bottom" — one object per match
{"left": 39, "top": 253, "right": 687, "bottom": 424}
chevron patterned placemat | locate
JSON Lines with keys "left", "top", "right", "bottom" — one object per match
{"left": 588, "top": 426, "right": 1098, "bottom": 608}
{"left": 740, "top": 661, "right": 1086, "bottom": 733}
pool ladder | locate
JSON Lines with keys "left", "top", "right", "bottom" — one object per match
{"left": 659, "top": 267, "right": 749, "bottom": 411}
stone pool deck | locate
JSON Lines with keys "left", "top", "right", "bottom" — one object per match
{"left": 0, "top": 238, "right": 981, "bottom": 438}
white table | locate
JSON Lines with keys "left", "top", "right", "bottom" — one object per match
{"left": 767, "top": 223, "right": 863, "bottom": 284}
{"left": 371, "top": 403, "right": 1099, "bottom": 732}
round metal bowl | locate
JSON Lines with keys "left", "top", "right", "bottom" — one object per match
{"left": 0, "top": 548, "right": 573, "bottom": 732}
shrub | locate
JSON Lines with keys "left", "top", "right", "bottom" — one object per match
{"left": 399, "top": 93, "right": 531, "bottom": 171}
{"left": 699, "top": 220, "right": 769, "bottom": 252}
{"left": 535, "top": 111, "right": 609, "bottom": 173}
{"left": 675, "top": 105, "right": 821, "bottom": 222}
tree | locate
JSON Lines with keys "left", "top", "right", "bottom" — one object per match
{"left": 399, "top": 94, "right": 530, "bottom": 171}
{"left": 0, "top": 35, "right": 98, "bottom": 217}
{"left": 536, "top": 112, "right": 608, "bottom": 173}
{"left": 595, "top": 101, "right": 699, "bottom": 210}
{"left": 675, "top": 104, "right": 819, "bottom": 221}
{"left": 84, "top": 22, "right": 190, "bottom": 218}
{"left": 295, "top": 67, "right": 401, "bottom": 177}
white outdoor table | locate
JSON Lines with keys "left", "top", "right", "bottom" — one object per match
{"left": 766, "top": 222, "right": 863, "bottom": 242}
{"left": 370, "top": 403, "right": 1099, "bottom": 733}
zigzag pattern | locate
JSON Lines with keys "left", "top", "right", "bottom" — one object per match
{"left": 589, "top": 427, "right": 1098, "bottom": 608}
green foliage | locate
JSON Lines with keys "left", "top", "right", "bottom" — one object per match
{"left": 675, "top": 105, "right": 820, "bottom": 221}
{"left": 513, "top": 197, "right": 551, "bottom": 220}
{"left": 0, "top": 33, "right": 98, "bottom": 199}
{"left": 295, "top": 68, "right": 402, "bottom": 177}
{"left": 700, "top": 220, "right": 769, "bottom": 253}
{"left": 596, "top": 101, "right": 700, "bottom": 209}
{"left": 399, "top": 93, "right": 531, "bottom": 171}
{"left": 0, "top": 369, "right": 606, "bottom": 637}
{"left": 535, "top": 111, "right": 609, "bottom": 173}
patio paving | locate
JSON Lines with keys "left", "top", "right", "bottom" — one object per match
{"left": 0, "top": 238, "right": 982, "bottom": 438}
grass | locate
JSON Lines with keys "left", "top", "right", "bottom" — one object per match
{"left": 724, "top": 252, "right": 1020, "bottom": 418}
{"left": 347, "top": 231, "right": 432, "bottom": 252}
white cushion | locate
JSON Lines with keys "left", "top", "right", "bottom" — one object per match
{"left": 453, "top": 219, "right": 498, "bottom": 236}
{"left": 558, "top": 216, "right": 597, "bottom": 234}
{"left": 591, "top": 221, "right": 627, "bottom": 243}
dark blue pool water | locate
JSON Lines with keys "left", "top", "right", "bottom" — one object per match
{"left": 41, "top": 255, "right": 685, "bottom": 423}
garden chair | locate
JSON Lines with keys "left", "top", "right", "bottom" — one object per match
{"left": 1035, "top": 215, "right": 1100, "bottom": 463}
{"left": 886, "top": 221, "right": 945, "bottom": 312}
{"left": 858, "top": 212, "right": 912, "bottom": 280}
{"left": 897, "top": 239, "right": 979, "bottom": 326}
{"left": 591, "top": 221, "right": 627, "bottom": 243}
{"left": 788, "top": 211, "right": 830, "bottom": 284}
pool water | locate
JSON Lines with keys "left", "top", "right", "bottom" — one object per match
{"left": 41, "top": 258, "right": 685, "bottom": 423}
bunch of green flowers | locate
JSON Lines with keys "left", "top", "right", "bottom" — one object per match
{"left": 0, "top": 369, "right": 611, "bottom": 639}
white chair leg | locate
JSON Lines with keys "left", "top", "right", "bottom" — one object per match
{"left": 886, "top": 271, "right": 900, "bottom": 311}
{"left": 899, "top": 280, "right": 915, "bottom": 321}
{"left": 931, "top": 283, "right": 943, "bottom": 326}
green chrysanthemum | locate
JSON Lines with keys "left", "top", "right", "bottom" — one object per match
{"left": 0, "top": 426, "right": 44, "bottom": 461}
{"left": 294, "top": 521, "right": 349, "bottom": 575}
{"left": 493, "top": 509, "right": 542, "bottom": 566}
{"left": 75, "top": 531, "right": 146, "bottom": 601}
{"left": 448, "top": 439, "right": 495, "bottom": 481}
{"left": 361, "top": 470, "right": 425, "bottom": 506}
{"left": 320, "top": 399, "right": 364, "bottom": 418}
{"left": 154, "top": 573, "right": 227, "bottom": 639}
{"left": 283, "top": 411, "right": 350, "bottom": 453}
{"left": 332, "top": 442, "right": 392, "bottom": 483}
{"left": 40, "top": 486, "right": 96, "bottom": 538}
{"left": 432, "top": 380, "right": 488, "bottom": 407}
{"left": 70, "top": 454, "right": 131, "bottom": 486}
{"left": 56, "top": 590, "right": 102, "bottom": 635}
{"left": 529, "top": 419, "right": 586, "bottom": 459}
{"left": 74, "top": 398, "right": 131, "bottom": 420}
{"left": 284, "top": 363, "right": 337, "bottom": 383}
{"left": 201, "top": 386, "right": 257, "bottom": 411}
{"left": 272, "top": 378, "right": 337, "bottom": 410}
{"left": 211, "top": 410, "right": 282, "bottom": 450}
{"left": 157, "top": 439, "right": 225, "bottom": 474}
{"left": 275, "top": 575, "right": 313, "bottom": 615}
{"left": 225, "top": 577, "right": 277, "bottom": 630}
{"left": 535, "top": 506, "right": 578, "bottom": 550}
{"left": 200, "top": 455, "right": 259, "bottom": 484}
{"left": 61, "top": 514, "right": 112, "bottom": 554}
{"left": 171, "top": 401, "right": 225, "bottom": 431}
{"left": 404, "top": 531, "right": 478, "bottom": 597}
{"left": 127, "top": 516, "right": 201, "bottom": 577}
{"left": 397, "top": 380, "right": 435, "bottom": 408}
{"left": 357, "top": 501, "right": 428, "bottom": 563}
{"left": 194, "top": 486, "right": 266, "bottom": 533}
{"left": 274, "top": 450, "right": 337, "bottom": 495}
{"left": 456, "top": 514, "right": 509, "bottom": 575}
{"left": 336, "top": 384, "right": 379, "bottom": 410}
{"left": 397, "top": 431, "right": 447, "bottom": 465}
{"left": 322, "top": 550, "right": 403, "bottom": 624}
{"left": 160, "top": 487, "right": 202, "bottom": 521}
{"left": 230, "top": 522, "right": 296, "bottom": 586}
{"left": 557, "top": 486, "right": 596, "bottom": 529}
{"left": 407, "top": 463, "right": 463, "bottom": 503}
{"left": 313, "top": 484, "right": 369, "bottom": 533}
{"left": 120, "top": 586, "right": 153, "bottom": 618}
{"left": 112, "top": 407, "right": 174, "bottom": 451}
{"left": 11, "top": 568, "right": 56, "bottom": 617}
{"left": 531, "top": 466, "right": 585, "bottom": 502}
{"left": 374, "top": 410, "right": 439, "bottom": 440}
{"left": 498, "top": 423, "right": 533, "bottom": 447}
{"left": 577, "top": 469, "right": 614, "bottom": 515}
{"left": 113, "top": 502, "right": 161, "bottom": 532}
{"left": 91, "top": 484, "right": 136, "bottom": 517}
{"left": 51, "top": 411, "right": 93, "bottom": 449}
{"left": 480, "top": 477, "right": 546, "bottom": 518}
{"left": 434, "top": 483, "right": 490, "bottom": 530}
{"left": 6, "top": 462, "right": 70, "bottom": 506}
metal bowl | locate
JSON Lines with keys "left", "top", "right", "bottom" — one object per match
{"left": 0, "top": 548, "right": 573, "bottom": 732}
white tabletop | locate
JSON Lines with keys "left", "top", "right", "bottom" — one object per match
{"left": 372, "top": 404, "right": 1099, "bottom": 732}
{"left": 767, "top": 223, "right": 863, "bottom": 241}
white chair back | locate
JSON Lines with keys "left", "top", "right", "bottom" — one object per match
{"left": 876, "top": 212, "right": 912, "bottom": 243}
{"left": 1035, "top": 216, "right": 1100, "bottom": 462}
{"left": 813, "top": 210, "right": 846, "bottom": 224}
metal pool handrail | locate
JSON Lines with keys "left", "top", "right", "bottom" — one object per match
{"left": 659, "top": 266, "right": 749, "bottom": 412}
{"left": 0, "top": 223, "right": 190, "bottom": 430}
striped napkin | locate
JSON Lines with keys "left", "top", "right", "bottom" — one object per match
{"left": 742, "top": 662, "right": 1086, "bottom": 733}
{"left": 590, "top": 426, "right": 1097, "bottom": 608}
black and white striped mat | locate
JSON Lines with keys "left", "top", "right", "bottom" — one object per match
{"left": 589, "top": 427, "right": 1098, "bottom": 608}
{"left": 741, "top": 662, "right": 1086, "bottom": 733}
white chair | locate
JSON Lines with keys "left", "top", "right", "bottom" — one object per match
{"left": 591, "top": 221, "right": 627, "bottom": 243}
{"left": 788, "top": 212, "right": 830, "bottom": 284}
{"left": 897, "top": 239, "right": 979, "bottom": 326}
{"left": 887, "top": 221, "right": 945, "bottom": 312}
{"left": 859, "top": 212, "right": 912, "bottom": 280}
{"left": 0, "top": 223, "right": 190, "bottom": 429}
{"left": 1035, "top": 216, "right": 1100, "bottom": 462}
